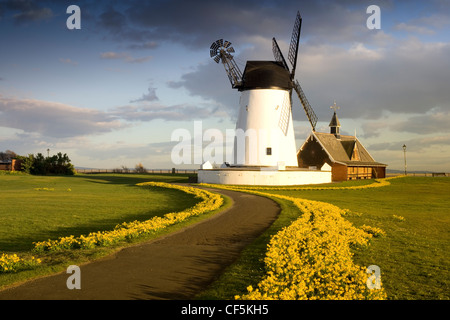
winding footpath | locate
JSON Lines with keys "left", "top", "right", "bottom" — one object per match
{"left": 0, "top": 187, "right": 279, "bottom": 300}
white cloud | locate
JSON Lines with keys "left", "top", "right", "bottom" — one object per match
{"left": 348, "top": 43, "right": 384, "bottom": 60}
{"left": 0, "top": 94, "right": 230, "bottom": 141}
{"left": 362, "top": 108, "right": 450, "bottom": 138}
{"left": 0, "top": 97, "right": 123, "bottom": 138}
{"left": 111, "top": 102, "right": 229, "bottom": 122}
{"left": 369, "top": 134, "right": 450, "bottom": 152}
{"left": 394, "top": 12, "right": 450, "bottom": 36}
{"left": 100, "top": 51, "right": 152, "bottom": 63}
{"left": 394, "top": 22, "right": 435, "bottom": 35}
{"left": 392, "top": 109, "right": 450, "bottom": 134}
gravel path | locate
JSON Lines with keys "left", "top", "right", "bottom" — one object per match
{"left": 0, "top": 187, "right": 279, "bottom": 300}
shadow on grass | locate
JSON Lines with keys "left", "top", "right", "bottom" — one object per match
{"left": 1, "top": 173, "right": 200, "bottom": 253}
{"left": 70, "top": 172, "right": 196, "bottom": 186}
{"left": 0, "top": 197, "right": 193, "bottom": 253}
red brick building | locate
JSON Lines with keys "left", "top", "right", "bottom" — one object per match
{"left": 0, "top": 159, "right": 22, "bottom": 171}
{"left": 297, "top": 111, "right": 387, "bottom": 181}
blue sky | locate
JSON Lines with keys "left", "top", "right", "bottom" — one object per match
{"left": 0, "top": 0, "right": 449, "bottom": 172}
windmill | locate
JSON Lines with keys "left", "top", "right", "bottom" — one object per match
{"left": 210, "top": 11, "right": 318, "bottom": 167}
{"left": 210, "top": 39, "right": 242, "bottom": 89}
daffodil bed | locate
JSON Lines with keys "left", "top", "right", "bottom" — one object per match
{"left": 0, "top": 182, "right": 223, "bottom": 273}
{"left": 237, "top": 194, "right": 386, "bottom": 300}
{"left": 198, "top": 178, "right": 400, "bottom": 300}
{"left": 0, "top": 253, "right": 42, "bottom": 274}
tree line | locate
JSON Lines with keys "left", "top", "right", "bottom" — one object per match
{"left": 1, "top": 150, "right": 75, "bottom": 175}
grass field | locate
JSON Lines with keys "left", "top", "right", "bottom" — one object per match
{"left": 198, "top": 176, "right": 450, "bottom": 300}
{"left": 274, "top": 177, "right": 449, "bottom": 299}
{"left": 0, "top": 172, "right": 228, "bottom": 288}
{"left": 1, "top": 173, "right": 448, "bottom": 299}
{"left": 0, "top": 173, "right": 198, "bottom": 252}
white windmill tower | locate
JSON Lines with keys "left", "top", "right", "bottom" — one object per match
{"left": 210, "top": 11, "right": 318, "bottom": 168}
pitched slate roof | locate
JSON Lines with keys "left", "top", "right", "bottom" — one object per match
{"left": 311, "top": 132, "right": 386, "bottom": 167}
{"left": 329, "top": 112, "right": 340, "bottom": 127}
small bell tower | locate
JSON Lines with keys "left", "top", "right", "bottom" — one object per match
{"left": 329, "top": 101, "right": 341, "bottom": 139}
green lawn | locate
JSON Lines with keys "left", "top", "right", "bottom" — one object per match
{"left": 0, "top": 173, "right": 199, "bottom": 253}
{"left": 199, "top": 177, "right": 450, "bottom": 300}
{"left": 1, "top": 173, "right": 447, "bottom": 299}
{"left": 273, "top": 177, "right": 450, "bottom": 299}
{"left": 0, "top": 172, "right": 231, "bottom": 288}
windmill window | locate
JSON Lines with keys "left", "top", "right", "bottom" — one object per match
{"left": 266, "top": 147, "right": 272, "bottom": 155}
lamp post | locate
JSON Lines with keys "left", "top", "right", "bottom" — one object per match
{"left": 402, "top": 144, "right": 407, "bottom": 175}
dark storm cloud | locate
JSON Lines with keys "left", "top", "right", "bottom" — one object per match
{"left": 2, "top": 0, "right": 449, "bottom": 129}
{"left": 92, "top": 0, "right": 391, "bottom": 49}
{"left": 168, "top": 37, "right": 450, "bottom": 125}
{"left": 298, "top": 40, "right": 450, "bottom": 122}
{"left": 0, "top": 0, "right": 445, "bottom": 47}
{"left": 1, "top": 0, "right": 53, "bottom": 24}
{"left": 98, "top": 5, "right": 126, "bottom": 31}
{"left": 155, "top": 0, "right": 450, "bottom": 126}
{"left": 13, "top": 6, "right": 52, "bottom": 23}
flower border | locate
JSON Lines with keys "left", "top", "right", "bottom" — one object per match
{"left": 31, "top": 182, "right": 223, "bottom": 252}
{"left": 200, "top": 178, "right": 392, "bottom": 300}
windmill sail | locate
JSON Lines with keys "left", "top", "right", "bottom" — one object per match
{"left": 293, "top": 80, "right": 318, "bottom": 131}
{"left": 210, "top": 12, "right": 317, "bottom": 133}
{"left": 288, "top": 11, "right": 302, "bottom": 80}
{"left": 272, "top": 38, "right": 289, "bottom": 71}
{"left": 287, "top": 11, "right": 318, "bottom": 131}
{"left": 272, "top": 37, "right": 293, "bottom": 135}
{"left": 278, "top": 92, "right": 291, "bottom": 136}
{"left": 208, "top": 10, "right": 322, "bottom": 171}
{"left": 210, "top": 39, "right": 243, "bottom": 89}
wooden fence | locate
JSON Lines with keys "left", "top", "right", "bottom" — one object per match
{"left": 386, "top": 172, "right": 449, "bottom": 177}
{"left": 75, "top": 168, "right": 198, "bottom": 174}
{"left": 76, "top": 169, "right": 448, "bottom": 177}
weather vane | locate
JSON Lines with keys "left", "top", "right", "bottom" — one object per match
{"left": 330, "top": 100, "right": 340, "bottom": 112}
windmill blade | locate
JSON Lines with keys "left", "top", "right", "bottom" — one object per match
{"left": 210, "top": 39, "right": 243, "bottom": 88}
{"left": 227, "top": 47, "right": 235, "bottom": 53}
{"left": 288, "top": 11, "right": 302, "bottom": 80}
{"left": 278, "top": 92, "right": 291, "bottom": 136}
{"left": 272, "top": 38, "right": 289, "bottom": 71}
{"left": 210, "top": 40, "right": 220, "bottom": 58}
{"left": 210, "top": 39, "right": 220, "bottom": 51}
{"left": 293, "top": 80, "right": 318, "bottom": 131}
